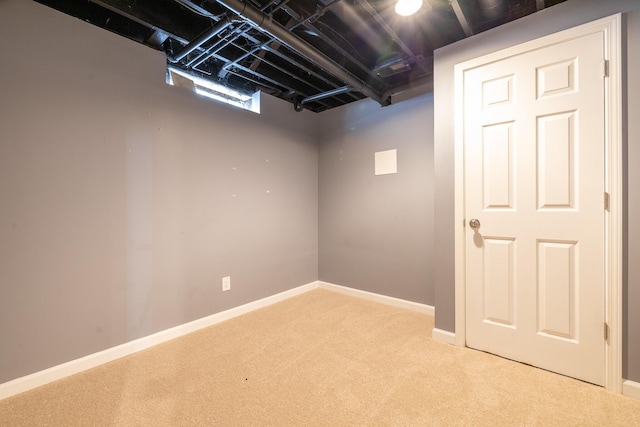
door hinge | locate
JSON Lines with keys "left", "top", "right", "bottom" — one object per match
{"left": 602, "top": 60, "right": 609, "bottom": 78}
{"left": 604, "top": 191, "right": 610, "bottom": 211}
{"left": 604, "top": 322, "right": 609, "bottom": 341}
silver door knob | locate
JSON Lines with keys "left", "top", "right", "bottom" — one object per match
{"left": 469, "top": 219, "right": 481, "bottom": 230}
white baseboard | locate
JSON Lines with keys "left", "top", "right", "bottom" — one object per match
{"left": 1, "top": 280, "right": 434, "bottom": 401}
{"left": 623, "top": 380, "right": 640, "bottom": 400}
{"left": 432, "top": 327, "right": 457, "bottom": 345}
{"left": 318, "top": 281, "right": 435, "bottom": 315}
{"left": 0, "top": 281, "right": 319, "bottom": 401}
{"left": 10, "top": 279, "right": 633, "bottom": 402}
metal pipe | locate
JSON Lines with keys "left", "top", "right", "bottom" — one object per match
{"left": 280, "top": 5, "right": 383, "bottom": 84}
{"left": 173, "top": 0, "right": 222, "bottom": 18}
{"left": 90, "top": 0, "right": 190, "bottom": 45}
{"left": 301, "top": 86, "right": 353, "bottom": 105}
{"left": 220, "top": 32, "right": 342, "bottom": 93}
{"left": 219, "top": 7, "right": 368, "bottom": 103}
{"left": 450, "top": 0, "right": 474, "bottom": 37}
{"left": 287, "top": 0, "right": 341, "bottom": 32}
{"left": 212, "top": 0, "right": 386, "bottom": 105}
{"left": 219, "top": 60, "right": 336, "bottom": 109}
{"left": 188, "top": 23, "right": 251, "bottom": 68}
{"left": 234, "top": 29, "right": 347, "bottom": 90}
{"left": 209, "top": 28, "right": 343, "bottom": 94}
{"left": 220, "top": 42, "right": 268, "bottom": 76}
{"left": 229, "top": 42, "right": 330, "bottom": 95}
{"left": 197, "top": 51, "right": 316, "bottom": 102}
{"left": 168, "top": 18, "right": 232, "bottom": 63}
{"left": 193, "top": 26, "right": 346, "bottom": 106}
{"left": 262, "top": 45, "right": 343, "bottom": 89}
{"left": 226, "top": 69, "right": 335, "bottom": 110}
{"left": 381, "top": 74, "right": 433, "bottom": 105}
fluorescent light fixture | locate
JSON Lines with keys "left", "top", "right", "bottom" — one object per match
{"left": 395, "top": 0, "right": 423, "bottom": 16}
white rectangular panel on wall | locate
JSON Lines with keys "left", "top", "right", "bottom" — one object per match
{"left": 537, "top": 111, "right": 576, "bottom": 209}
{"left": 537, "top": 240, "right": 577, "bottom": 340}
{"left": 483, "top": 123, "right": 514, "bottom": 209}
{"left": 482, "top": 238, "right": 516, "bottom": 327}
{"left": 374, "top": 149, "right": 397, "bottom": 175}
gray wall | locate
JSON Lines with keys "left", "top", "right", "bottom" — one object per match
{"left": 0, "top": 0, "right": 318, "bottom": 383}
{"left": 318, "top": 95, "right": 434, "bottom": 304}
{"left": 433, "top": 0, "right": 640, "bottom": 381}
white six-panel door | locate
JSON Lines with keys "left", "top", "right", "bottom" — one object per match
{"left": 463, "top": 31, "right": 606, "bottom": 385}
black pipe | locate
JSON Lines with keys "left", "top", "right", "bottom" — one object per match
{"left": 168, "top": 18, "right": 233, "bottom": 63}
{"left": 295, "top": 86, "right": 353, "bottom": 111}
{"left": 212, "top": 0, "right": 386, "bottom": 105}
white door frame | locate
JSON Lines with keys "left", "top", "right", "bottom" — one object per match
{"left": 453, "top": 14, "right": 622, "bottom": 392}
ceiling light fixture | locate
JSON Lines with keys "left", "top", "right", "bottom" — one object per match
{"left": 395, "top": 0, "right": 423, "bottom": 16}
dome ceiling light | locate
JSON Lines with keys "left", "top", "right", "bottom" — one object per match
{"left": 395, "top": 0, "right": 423, "bottom": 16}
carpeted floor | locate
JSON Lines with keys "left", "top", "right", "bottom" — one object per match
{"left": 1, "top": 288, "right": 639, "bottom": 426}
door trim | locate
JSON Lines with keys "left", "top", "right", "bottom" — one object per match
{"left": 453, "top": 14, "right": 622, "bottom": 392}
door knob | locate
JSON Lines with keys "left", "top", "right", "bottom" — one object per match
{"left": 469, "top": 219, "right": 481, "bottom": 230}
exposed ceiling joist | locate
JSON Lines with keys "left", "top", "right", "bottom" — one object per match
{"left": 450, "top": 0, "right": 474, "bottom": 37}
{"left": 35, "top": 0, "right": 568, "bottom": 112}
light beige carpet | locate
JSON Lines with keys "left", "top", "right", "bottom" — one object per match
{"left": 1, "top": 288, "right": 639, "bottom": 426}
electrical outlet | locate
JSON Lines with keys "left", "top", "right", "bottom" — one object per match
{"left": 222, "top": 276, "right": 231, "bottom": 292}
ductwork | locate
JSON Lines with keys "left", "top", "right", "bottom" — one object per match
{"left": 210, "top": 0, "right": 389, "bottom": 106}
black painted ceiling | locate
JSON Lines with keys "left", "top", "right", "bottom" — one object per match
{"left": 35, "top": 0, "right": 566, "bottom": 112}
